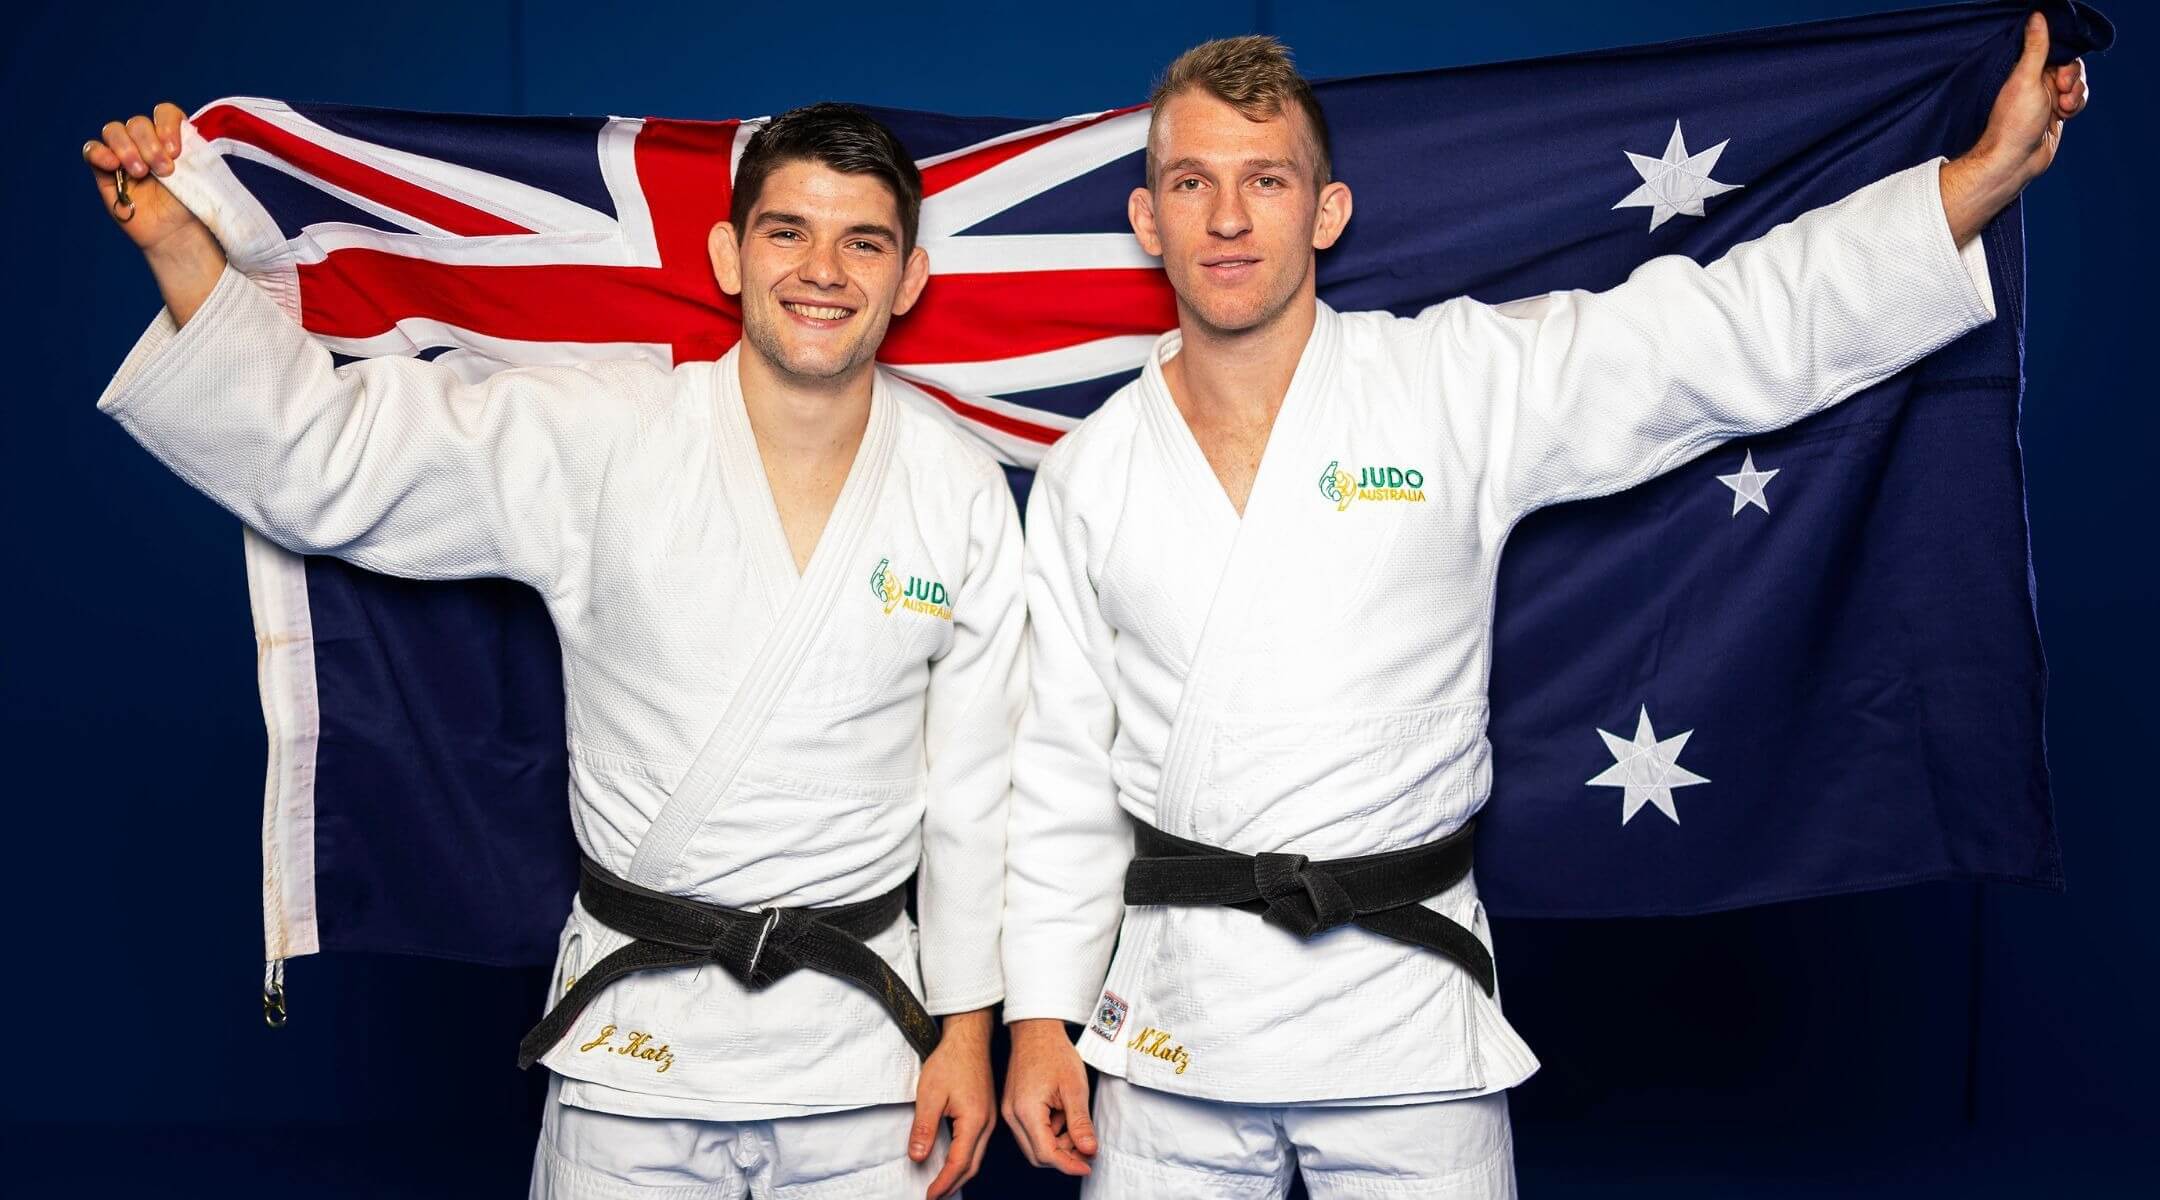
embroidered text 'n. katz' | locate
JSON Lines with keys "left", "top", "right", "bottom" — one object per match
{"left": 1127, "top": 1025, "right": 1192, "bottom": 1075}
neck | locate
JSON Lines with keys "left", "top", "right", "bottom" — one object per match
{"left": 1162, "top": 287, "right": 1317, "bottom": 424}
{"left": 735, "top": 341, "right": 874, "bottom": 466}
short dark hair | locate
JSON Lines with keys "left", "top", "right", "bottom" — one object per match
{"left": 729, "top": 103, "right": 924, "bottom": 251}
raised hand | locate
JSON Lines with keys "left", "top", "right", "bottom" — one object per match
{"left": 1941, "top": 12, "right": 2093, "bottom": 245}
{"left": 83, "top": 102, "right": 226, "bottom": 324}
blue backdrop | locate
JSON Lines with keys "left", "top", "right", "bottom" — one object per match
{"left": 3, "top": 1, "right": 2147, "bottom": 1195}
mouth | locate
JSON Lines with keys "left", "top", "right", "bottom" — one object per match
{"left": 1198, "top": 256, "right": 1261, "bottom": 281}
{"left": 779, "top": 300, "right": 857, "bottom": 326}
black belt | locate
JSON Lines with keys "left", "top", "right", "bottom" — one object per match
{"left": 1122, "top": 819, "right": 1496, "bottom": 996}
{"left": 517, "top": 855, "right": 940, "bottom": 1068}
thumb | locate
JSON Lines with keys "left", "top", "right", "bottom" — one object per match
{"left": 908, "top": 1087, "right": 942, "bottom": 1162}
{"left": 2018, "top": 11, "right": 2050, "bottom": 73}
{"left": 1062, "top": 1075, "right": 1098, "bottom": 1155}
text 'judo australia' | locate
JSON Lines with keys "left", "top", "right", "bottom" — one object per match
{"left": 871, "top": 556, "right": 953, "bottom": 620}
{"left": 1319, "top": 458, "right": 1428, "bottom": 511}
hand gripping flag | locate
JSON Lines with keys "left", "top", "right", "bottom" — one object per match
{"left": 147, "top": 0, "right": 2110, "bottom": 968}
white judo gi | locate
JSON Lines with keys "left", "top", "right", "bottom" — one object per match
{"left": 98, "top": 265, "right": 1026, "bottom": 1198}
{"left": 1001, "top": 158, "right": 1997, "bottom": 1197}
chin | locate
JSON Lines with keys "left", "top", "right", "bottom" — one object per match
{"left": 745, "top": 322, "right": 870, "bottom": 381}
{"left": 1185, "top": 291, "right": 1280, "bottom": 336}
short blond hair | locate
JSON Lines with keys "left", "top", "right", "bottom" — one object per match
{"left": 1146, "top": 35, "right": 1333, "bottom": 187}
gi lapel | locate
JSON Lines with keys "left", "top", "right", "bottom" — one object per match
{"left": 1146, "top": 304, "right": 1345, "bottom": 837}
{"left": 625, "top": 356, "right": 900, "bottom": 891}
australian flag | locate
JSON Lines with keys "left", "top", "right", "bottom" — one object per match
{"left": 154, "top": 0, "right": 2109, "bottom": 970}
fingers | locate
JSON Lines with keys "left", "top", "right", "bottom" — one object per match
{"left": 2017, "top": 11, "right": 2049, "bottom": 73}
{"left": 102, "top": 120, "right": 148, "bottom": 179}
{"left": 126, "top": 114, "right": 172, "bottom": 177}
{"left": 907, "top": 1089, "right": 942, "bottom": 1164}
{"left": 924, "top": 1113, "right": 984, "bottom": 1200}
{"left": 2053, "top": 60, "right": 2089, "bottom": 119}
{"left": 81, "top": 138, "right": 120, "bottom": 173}
{"left": 153, "top": 102, "right": 184, "bottom": 159}
{"left": 1060, "top": 1073, "right": 1099, "bottom": 1157}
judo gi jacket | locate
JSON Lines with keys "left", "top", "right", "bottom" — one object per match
{"left": 1001, "top": 158, "right": 1997, "bottom": 1104}
{"left": 99, "top": 266, "right": 1026, "bottom": 1119}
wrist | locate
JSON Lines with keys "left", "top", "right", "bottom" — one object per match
{"left": 937, "top": 1007, "right": 995, "bottom": 1048}
{"left": 142, "top": 217, "right": 221, "bottom": 274}
{"left": 1009, "top": 1017, "right": 1075, "bottom": 1044}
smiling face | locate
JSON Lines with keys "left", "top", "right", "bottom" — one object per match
{"left": 1130, "top": 87, "right": 1351, "bottom": 339}
{"left": 710, "top": 158, "right": 928, "bottom": 386}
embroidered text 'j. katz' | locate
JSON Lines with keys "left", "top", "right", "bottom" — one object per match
{"left": 579, "top": 1023, "right": 676, "bottom": 1074}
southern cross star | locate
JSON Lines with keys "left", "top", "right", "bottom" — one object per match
{"left": 1587, "top": 705, "right": 1710, "bottom": 825}
{"left": 1717, "top": 448, "right": 1780, "bottom": 515}
{"left": 1613, "top": 120, "right": 1741, "bottom": 231}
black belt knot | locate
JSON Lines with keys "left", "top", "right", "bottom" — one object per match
{"left": 1252, "top": 852, "right": 1356, "bottom": 936}
{"left": 516, "top": 856, "right": 941, "bottom": 1070}
{"left": 1122, "top": 818, "right": 1496, "bottom": 996}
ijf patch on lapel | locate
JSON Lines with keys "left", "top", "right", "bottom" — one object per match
{"left": 870, "top": 556, "right": 952, "bottom": 620}
{"left": 1089, "top": 991, "right": 1130, "bottom": 1042}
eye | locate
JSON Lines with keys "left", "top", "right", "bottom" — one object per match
{"left": 1174, "top": 176, "right": 1204, "bottom": 192}
{"left": 1254, "top": 175, "right": 1284, "bottom": 189}
{"left": 770, "top": 228, "right": 802, "bottom": 241}
{"left": 847, "top": 239, "right": 886, "bottom": 253}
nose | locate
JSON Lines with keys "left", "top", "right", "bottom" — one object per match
{"left": 1207, "top": 186, "right": 1251, "bottom": 240}
{"left": 797, "top": 238, "right": 845, "bottom": 288}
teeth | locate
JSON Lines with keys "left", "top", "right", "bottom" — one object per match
{"left": 783, "top": 302, "right": 851, "bottom": 321}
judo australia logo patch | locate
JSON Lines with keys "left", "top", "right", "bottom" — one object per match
{"left": 1319, "top": 459, "right": 1427, "bottom": 511}
{"left": 869, "top": 556, "right": 952, "bottom": 620}
{"left": 1090, "top": 991, "right": 1129, "bottom": 1041}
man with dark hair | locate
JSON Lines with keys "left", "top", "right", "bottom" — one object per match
{"left": 85, "top": 100, "right": 1019, "bottom": 1199}
{"left": 1000, "top": 23, "right": 2088, "bottom": 1200}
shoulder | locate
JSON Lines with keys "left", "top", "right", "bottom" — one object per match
{"left": 1034, "top": 380, "right": 1145, "bottom": 490}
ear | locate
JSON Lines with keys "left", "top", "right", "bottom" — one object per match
{"left": 892, "top": 242, "right": 932, "bottom": 317}
{"left": 1128, "top": 185, "right": 1164, "bottom": 258}
{"left": 1312, "top": 180, "right": 1353, "bottom": 251}
{"left": 708, "top": 220, "right": 742, "bottom": 297}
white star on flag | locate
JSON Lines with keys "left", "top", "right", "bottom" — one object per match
{"left": 1717, "top": 448, "right": 1780, "bottom": 515}
{"left": 1588, "top": 706, "right": 1710, "bottom": 825}
{"left": 1614, "top": 120, "right": 1741, "bottom": 231}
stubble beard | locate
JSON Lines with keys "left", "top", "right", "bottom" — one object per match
{"left": 742, "top": 304, "right": 886, "bottom": 386}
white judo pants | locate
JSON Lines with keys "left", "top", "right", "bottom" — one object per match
{"left": 1081, "top": 1076, "right": 1515, "bottom": 1200}
{"left": 529, "top": 1075, "right": 949, "bottom": 1200}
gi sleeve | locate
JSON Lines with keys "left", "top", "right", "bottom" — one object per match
{"left": 916, "top": 467, "right": 1028, "bottom": 1015}
{"left": 96, "top": 264, "right": 665, "bottom": 594}
{"left": 1429, "top": 156, "right": 1998, "bottom": 520}
{"left": 999, "top": 455, "right": 1132, "bottom": 1025}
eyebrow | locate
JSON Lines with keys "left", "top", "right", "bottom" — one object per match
{"left": 1159, "top": 156, "right": 1302, "bottom": 176}
{"left": 752, "top": 211, "right": 899, "bottom": 243}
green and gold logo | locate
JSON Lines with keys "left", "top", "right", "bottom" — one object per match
{"left": 870, "top": 556, "right": 952, "bottom": 620}
{"left": 1319, "top": 459, "right": 1427, "bottom": 511}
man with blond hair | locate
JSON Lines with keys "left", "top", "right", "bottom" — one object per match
{"left": 1000, "top": 22, "right": 2088, "bottom": 1198}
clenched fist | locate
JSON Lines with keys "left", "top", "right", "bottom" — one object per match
{"left": 84, "top": 101, "right": 226, "bottom": 325}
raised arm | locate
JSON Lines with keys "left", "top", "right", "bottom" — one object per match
{"left": 87, "top": 104, "right": 665, "bottom": 592}
{"left": 1445, "top": 13, "right": 2088, "bottom": 519}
